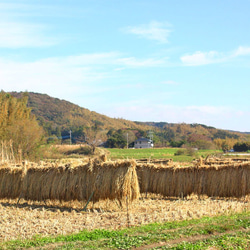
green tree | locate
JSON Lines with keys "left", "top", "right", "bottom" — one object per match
{"left": 233, "top": 142, "right": 250, "bottom": 152}
{"left": 106, "top": 129, "right": 127, "bottom": 148}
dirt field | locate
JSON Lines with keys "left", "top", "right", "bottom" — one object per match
{"left": 0, "top": 195, "right": 249, "bottom": 242}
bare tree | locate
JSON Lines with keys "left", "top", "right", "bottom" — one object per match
{"left": 85, "top": 128, "right": 106, "bottom": 154}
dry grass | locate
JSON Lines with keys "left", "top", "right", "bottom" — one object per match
{"left": 0, "top": 195, "right": 249, "bottom": 241}
{"left": 50, "top": 144, "right": 110, "bottom": 158}
{"left": 54, "top": 144, "right": 85, "bottom": 152}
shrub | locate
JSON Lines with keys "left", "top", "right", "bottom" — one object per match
{"left": 186, "top": 147, "right": 197, "bottom": 157}
{"left": 66, "top": 146, "right": 93, "bottom": 155}
{"left": 174, "top": 149, "right": 186, "bottom": 156}
{"left": 233, "top": 142, "right": 250, "bottom": 152}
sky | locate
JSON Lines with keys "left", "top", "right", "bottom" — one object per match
{"left": 1, "top": 0, "right": 250, "bottom": 132}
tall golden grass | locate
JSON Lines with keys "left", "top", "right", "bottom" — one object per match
{"left": 0, "top": 159, "right": 139, "bottom": 204}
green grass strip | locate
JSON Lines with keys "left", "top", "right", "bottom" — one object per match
{"left": 154, "top": 231, "right": 250, "bottom": 249}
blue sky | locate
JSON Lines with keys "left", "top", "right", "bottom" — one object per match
{"left": 1, "top": 0, "right": 250, "bottom": 132}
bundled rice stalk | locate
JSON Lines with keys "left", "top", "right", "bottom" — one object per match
{"left": 137, "top": 161, "right": 250, "bottom": 198}
{"left": 136, "top": 163, "right": 153, "bottom": 193}
{"left": 93, "top": 160, "right": 139, "bottom": 203}
{"left": 20, "top": 159, "right": 139, "bottom": 204}
{"left": 0, "top": 165, "right": 24, "bottom": 199}
{"left": 196, "top": 162, "right": 250, "bottom": 197}
{"left": 137, "top": 163, "right": 196, "bottom": 197}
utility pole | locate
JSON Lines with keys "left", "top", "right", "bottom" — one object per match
{"left": 69, "top": 130, "right": 72, "bottom": 145}
{"left": 148, "top": 131, "right": 153, "bottom": 147}
{"left": 127, "top": 133, "right": 128, "bottom": 149}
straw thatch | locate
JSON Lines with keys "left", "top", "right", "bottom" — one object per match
{"left": 0, "top": 159, "right": 139, "bottom": 204}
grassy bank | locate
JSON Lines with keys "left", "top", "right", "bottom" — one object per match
{"left": 1, "top": 211, "right": 249, "bottom": 249}
{"left": 106, "top": 148, "right": 221, "bottom": 162}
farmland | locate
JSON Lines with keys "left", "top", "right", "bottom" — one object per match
{"left": 0, "top": 146, "right": 249, "bottom": 249}
{"left": 106, "top": 148, "right": 222, "bottom": 162}
{"left": 0, "top": 197, "right": 249, "bottom": 249}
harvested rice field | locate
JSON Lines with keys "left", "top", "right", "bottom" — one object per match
{"left": 0, "top": 195, "right": 249, "bottom": 241}
{"left": 0, "top": 157, "right": 249, "bottom": 244}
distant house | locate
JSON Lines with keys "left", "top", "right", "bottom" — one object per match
{"left": 134, "top": 137, "right": 153, "bottom": 149}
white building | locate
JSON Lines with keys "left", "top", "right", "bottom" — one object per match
{"left": 134, "top": 137, "right": 153, "bottom": 149}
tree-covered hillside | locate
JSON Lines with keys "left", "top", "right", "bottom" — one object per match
{"left": 9, "top": 92, "right": 249, "bottom": 149}
{"left": 10, "top": 92, "right": 149, "bottom": 132}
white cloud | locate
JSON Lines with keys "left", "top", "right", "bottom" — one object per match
{"left": 161, "top": 80, "right": 179, "bottom": 85}
{"left": 0, "top": 3, "right": 60, "bottom": 48}
{"left": 104, "top": 103, "right": 248, "bottom": 131}
{"left": 34, "top": 53, "right": 165, "bottom": 69}
{"left": 0, "top": 53, "right": 117, "bottom": 99}
{"left": 116, "top": 57, "right": 167, "bottom": 67}
{"left": 181, "top": 46, "right": 250, "bottom": 66}
{"left": 0, "top": 21, "right": 57, "bottom": 48}
{"left": 233, "top": 46, "right": 250, "bottom": 57}
{"left": 180, "top": 51, "right": 223, "bottom": 66}
{"left": 0, "top": 52, "right": 166, "bottom": 99}
{"left": 124, "top": 21, "right": 171, "bottom": 43}
{"left": 39, "top": 52, "right": 121, "bottom": 66}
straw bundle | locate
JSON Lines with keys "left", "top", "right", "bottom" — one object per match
{"left": 18, "top": 159, "right": 139, "bottom": 204}
{"left": 0, "top": 165, "right": 24, "bottom": 199}
{"left": 137, "top": 164, "right": 196, "bottom": 197}
{"left": 196, "top": 162, "right": 250, "bottom": 197}
{"left": 137, "top": 159, "right": 173, "bottom": 164}
{"left": 137, "top": 161, "right": 250, "bottom": 198}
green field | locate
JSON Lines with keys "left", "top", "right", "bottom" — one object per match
{"left": 1, "top": 211, "right": 249, "bottom": 249}
{"left": 106, "top": 148, "right": 222, "bottom": 162}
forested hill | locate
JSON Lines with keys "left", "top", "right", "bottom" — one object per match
{"left": 9, "top": 91, "right": 248, "bottom": 148}
{"left": 10, "top": 92, "right": 150, "bottom": 133}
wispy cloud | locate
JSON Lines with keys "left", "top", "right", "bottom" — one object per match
{"left": 0, "top": 3, "right": 59, "bottom": 48}
{"left": 124, "top": 21, "right": 171, "bottom": 43}
{"left": 181, "top": 46, "right": 250, "bottom": 66}
{"left": 0, "top": 52, "right": 167, "bottom": 98}
{"left": 116, "top": 56, "right": 167, "bottom": 67}
{"left": 233, "top": 46, "right": 250, "bottom": 57}
{"left": 161, "top": 80, "right": 179, "bottom": 85}
{"left": 0, "top": 21, "right": 57, "bottom": 48}
{"left": 180, "top": 51, "right": 224, "bottom": 66}
{"left": 105, "top": 103, "right": 247, "bottom": 130}
{"left": 0, "top": 54, "right": 116, "bottom": 99}
{"left": 39, "top": 52, "right": 121, "bottom": 66}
